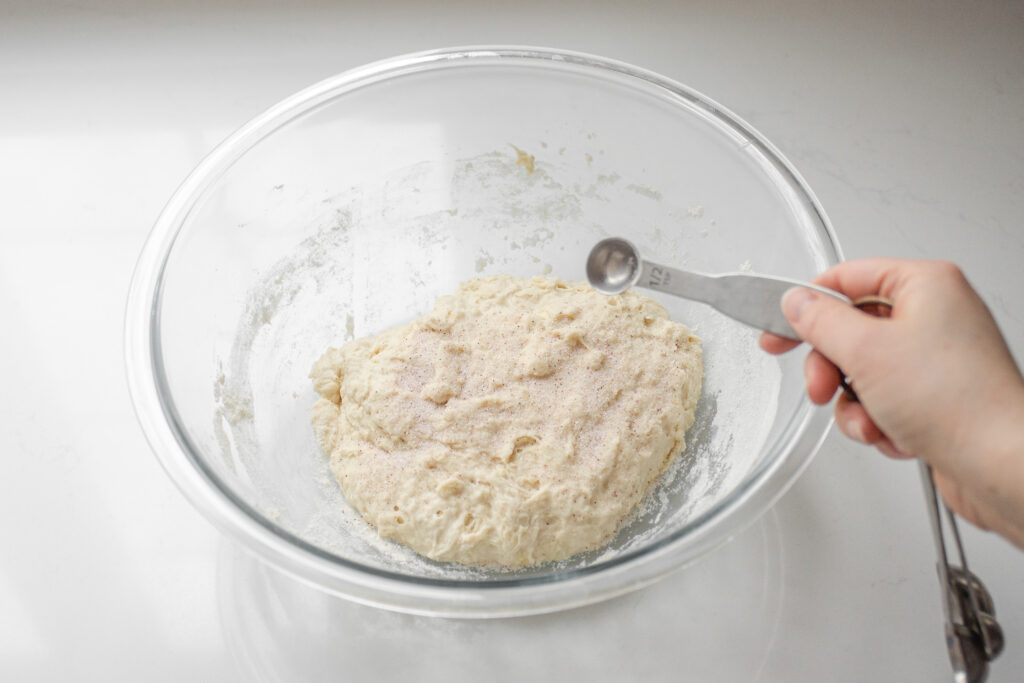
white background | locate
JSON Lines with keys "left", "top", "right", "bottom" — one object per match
{"left": 3, "top": 1, "right": 1024, "bottom": 680}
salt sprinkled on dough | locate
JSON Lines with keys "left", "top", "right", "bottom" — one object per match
{"left": 310, "top": 275, "right": 703, "bottom": 567}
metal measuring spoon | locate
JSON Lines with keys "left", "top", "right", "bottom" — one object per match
{"left": 586, "top": 237, "right": 850, "bottom": 339}
{"left": 921, "top": 462, "right": 1005, "bottom": 683}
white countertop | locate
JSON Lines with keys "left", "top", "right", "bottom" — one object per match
{"left": 3, "top": 1, "right": 1024, "bottom": 680}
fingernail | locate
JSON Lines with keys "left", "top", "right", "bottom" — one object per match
{"left": 782, "top": 287, "right": 815, "bottom": 324}
{"left": 847, "top": 419, "right": 867, "bottom": 444}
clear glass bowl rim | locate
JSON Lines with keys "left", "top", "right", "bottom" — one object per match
{"left": 124, "top": 45, "right": 842, "bottom": 617}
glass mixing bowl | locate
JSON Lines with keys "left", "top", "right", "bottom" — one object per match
{"left": 125, "top": 47, "right": 842, "bottom": 617}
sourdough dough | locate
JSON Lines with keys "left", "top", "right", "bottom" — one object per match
{"left": 310, "top": 275, "right": 703, "bottom": 567}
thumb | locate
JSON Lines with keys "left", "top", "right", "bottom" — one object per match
{"left": 782, "top": 287, "right": 879, "bottom": 371}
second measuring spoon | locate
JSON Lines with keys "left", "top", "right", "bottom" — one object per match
{"left": 586, "top": 237, "right": 849, "bottom": 340}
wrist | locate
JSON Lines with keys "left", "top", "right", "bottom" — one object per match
{"left": 953, "top": 375, "right": 1024, "bottom": 545}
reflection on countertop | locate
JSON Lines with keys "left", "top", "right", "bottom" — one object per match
{"left": 217, "top": 510, "right": 785, "bottom": 682}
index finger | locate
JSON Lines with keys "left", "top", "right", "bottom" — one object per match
{"left": 810, "top": 258, "right": 921, "bottom": 303}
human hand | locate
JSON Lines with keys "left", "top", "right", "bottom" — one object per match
{"left": 760, "top": 259, "right": 1024, "bottom": 549}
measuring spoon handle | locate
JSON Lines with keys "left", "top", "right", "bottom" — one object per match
{"left": 637, "top": 260, "right": 850, "bottom": 340}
